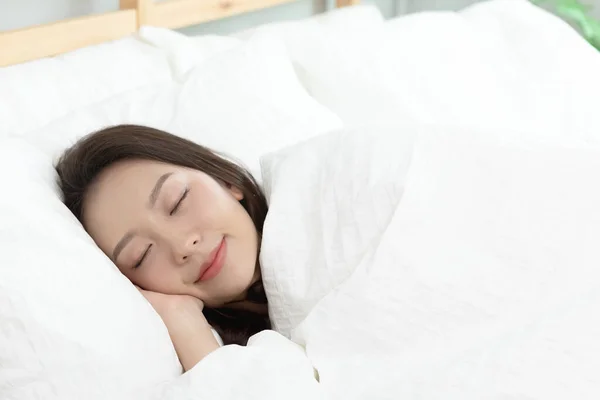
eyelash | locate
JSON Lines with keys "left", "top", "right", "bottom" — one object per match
{"left": 134, "top": 244, "right": 152, "bottom": 269}
{"left": 170, "top": 187, "right": 189, "bottom": 215}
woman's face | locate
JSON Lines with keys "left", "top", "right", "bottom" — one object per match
{"left": 83, "top": 159, "right": 259, "bottom": 307}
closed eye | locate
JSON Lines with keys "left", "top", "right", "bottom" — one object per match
{"left": 170, "top": 187, "right": 189, "bottom": 215}
{"left": 134, "top": 244, "right": 152, "bottom": 269}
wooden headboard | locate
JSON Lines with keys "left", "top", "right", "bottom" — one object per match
{"left": 0, "top": 0, "right": 360, "bottom": 67}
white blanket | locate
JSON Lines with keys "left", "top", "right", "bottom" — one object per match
{"left": 260, "top": 124, "right": 600, "bottom": 399}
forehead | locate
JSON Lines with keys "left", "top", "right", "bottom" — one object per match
{"left": 92, "top": 159, "right": 173, "bottom": 201}
{"left": 82, "top": 159, "right": 176, "bottom": 246}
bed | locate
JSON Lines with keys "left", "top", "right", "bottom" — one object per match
{"left": 2, "top": 0, "right": 600, "bottom": 399}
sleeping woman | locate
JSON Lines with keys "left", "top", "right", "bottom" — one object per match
{"left": 55, "top": 124, "right": 271, "bottom": 372}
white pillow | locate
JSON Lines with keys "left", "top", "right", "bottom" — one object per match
{"left": 0, "top": 37, "right": 172, "bottom": 138}
{"left": 138, "top": 26, "right": 242, "bottom": 79}
{"left": 0, "top": 138, "right": 182, "bottom": 400}
{"left": 23, "top": 33, "right": 342, "bottom": 179}
{"left": 136, "top": 5, "right": 385, "bottom": 83}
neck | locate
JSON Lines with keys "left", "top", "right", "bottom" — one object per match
{"left": 226, "top": 300, "right": 268, "bottom": 314}
{"left": 225, "top": 266, "right": 266, "bottom": 311}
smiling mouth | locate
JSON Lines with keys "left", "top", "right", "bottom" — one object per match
{"left": 195, "top": 238, "right": 226, "bottom": 283}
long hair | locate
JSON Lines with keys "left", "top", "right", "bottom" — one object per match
{"left": 55, "top": 124, "right": 270, "bottom": 346}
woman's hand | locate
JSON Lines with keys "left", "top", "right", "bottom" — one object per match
{"left": 137, "top": 287, "right": 220, "bottom": 371}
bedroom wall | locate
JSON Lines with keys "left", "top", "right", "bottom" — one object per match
{"left": 1, "top": 0, "right": 599, "bottom": 35}
{"left": 176, "top": 0, "right": 483, "bottom": 35}
{"left": 0, "top": 0, "right": 484, "bottom": 33}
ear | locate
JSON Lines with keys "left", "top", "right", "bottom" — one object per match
{"left": 227, "top": 184, "right": 244, "bottom": 201}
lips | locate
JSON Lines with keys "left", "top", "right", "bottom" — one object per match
{"left": 196, "top": 238, "right": 226, "bottom": 282}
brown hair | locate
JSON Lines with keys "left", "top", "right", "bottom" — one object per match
{"left": 55, "top": 124, "right": 271, "bottom": 346}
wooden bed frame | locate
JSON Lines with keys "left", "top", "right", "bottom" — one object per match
{"left": 0, "top": 0, "right": 360, "bottom": 68}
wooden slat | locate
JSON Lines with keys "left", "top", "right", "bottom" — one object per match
{"left": 336, "top": 0, "right": 360, "bottom": 7}
{"left": 119, "top": 0, "right": 137, "bottom": 8}
{"left": 119, "top": 0, "right": 140, "bottom": 8}
{"left": 145, "top": 0, "right": 298, "bottom": 29}
{"left": 120, "top": 0, "right": 150, "bottom": 26}
{"left": 0, "top": 10, "right": 137, "bottom": 67}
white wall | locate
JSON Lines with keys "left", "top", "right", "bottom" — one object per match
{"left": 0, "top": 0, "right": 119, "bottom": 31}
{"left": 0, "top": 0, "right": 483, "bottom": 34}
{"left": 1, "top": 0, "right": 600, "bottom": 35}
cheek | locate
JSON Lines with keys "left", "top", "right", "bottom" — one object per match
{"left": 188, "top": 190, "right": 235, "bottom": 228}
{"left": 129, "top": 255, "right": 182, "bottom": 294}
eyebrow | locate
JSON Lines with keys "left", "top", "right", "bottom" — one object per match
{"left": 149, "top": 172, "right": 173, "bottom": 208}
{"left": 111, "top": 172, "right": 173, "bottom": 262}
{"left": 112, "top": 232, "right": 134, "bottom": 262}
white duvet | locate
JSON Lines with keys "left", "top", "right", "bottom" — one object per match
{"left": 260, "top": 124, "right": 600, "bottom": 399}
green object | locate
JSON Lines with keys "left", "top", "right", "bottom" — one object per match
{"left": 533, "top": 0, "right": 600, "bottom": 50}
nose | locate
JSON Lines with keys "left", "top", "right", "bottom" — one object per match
{"left": 172, "top": 233, "right": 201, "bottom": 264}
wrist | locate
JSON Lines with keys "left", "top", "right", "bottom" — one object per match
{"left": 164, "top": 309, "right": 220, "bottom": 371}
{"left": 170, "top": 321, "right": 220, "bottom": 371}
{"left": 167, "top": 310, "right": 212, "bottom": 338}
